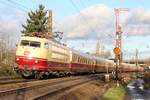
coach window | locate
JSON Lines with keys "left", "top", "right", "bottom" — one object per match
{"left": 82, "top": 57, "right": 84, "bottom": 64}
{"left": 78, "top": 57, "right": 80, "bottom": 63}
{"left": 74, "top": 55, "right": 76, "bottom": 62}
{"left": 75, "top": 56, "right": 78, "bottom": 63}
{"left": 83, "top": 58, "right": 84, "bottom": 64}
{"left": 72, "top": 55, "right": 74, "bottom": 61}
{"left": 83, "top": 59, "right": 85, "bottom": 64}
{"left": 79, "top": 57, "right": 81, "bottom": 63}
{"left": 82, "top": 58, "right": 84, "bottom": 64}
{"left": 75, "top": 55, "right": 77, "bottom": 62}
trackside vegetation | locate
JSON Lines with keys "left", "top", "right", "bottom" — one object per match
{"left": 102, "top": 85, "right": 125, "bottom": 100}
{"left": 0, "top": 64, "right": 19, "bottom": 77}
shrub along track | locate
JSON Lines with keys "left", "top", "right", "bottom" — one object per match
{"left": 0, "top": 74, "right": 102, "bottom": 100}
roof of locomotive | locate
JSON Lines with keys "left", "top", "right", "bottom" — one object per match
{"left": 20, "top": 36, "right": 48, "bottom": 42}
{"left": 20, "top": 36, "right": 70, "bottom": 50}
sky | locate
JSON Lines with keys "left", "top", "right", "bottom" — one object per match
{"left": 0, "top": 0, "right": 150, "bottom": 59}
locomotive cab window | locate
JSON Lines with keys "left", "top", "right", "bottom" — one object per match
{"left": 30, "top": 41, "right": 40, "bottom": 47}
{"left": 20, "top": 40, "right": 41, "bottom": 47}
{"left": 20, "top": 40, "right": 29, "bottom": 46}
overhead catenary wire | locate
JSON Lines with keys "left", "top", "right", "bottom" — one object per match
{"left": 1, "top": 0, "right": 61, "bottom": 32}
{"left": 69, "top": 0, "right": 98, "bottom": 35}
{"left": 79, "top": 0, "right": 87, "bottom": 8}
{"left": 69, "top": 0, "right": 114, "bottom": 39}
{"left": 80, "top": 0, "right": 114, "bottom": 39}
{"left": 0, "top": 0, "right": 27, "bottom": 13}
{"left": 7, "top": 0, "right": 31, "bottom": 11}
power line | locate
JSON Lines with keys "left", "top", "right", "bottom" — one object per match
{"left": 7, "top": 0, "right": 30, "bottom": 11}
{"left": 79, "top": 0, "right": 87, "bottom": 8}
{"left": 0, "top": 0, "right": 27, "bottom": 13}
{"left": 69, "top": 0, "right": 113, "bottom": 39}
{"left": 5, "top": 0, "right": 29, "bottom": 13}
{"left": 69, "top": 0, "right": 96, "bottom": 33}
{"left": 1, "top": 0, "right": 61, "bottom": 31}
{"left": 79, "top": 0, "right": 114, "bottom": 39}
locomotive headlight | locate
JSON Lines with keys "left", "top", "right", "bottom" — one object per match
{"left": 35, "top": 60, "right": 38, "bottom": 63}
{"left": 16, "top": 58, "right": 19, "bottom": 61}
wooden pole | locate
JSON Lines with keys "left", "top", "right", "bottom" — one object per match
{"left": 48, "top": 10, "right": 52, "bottom": 38}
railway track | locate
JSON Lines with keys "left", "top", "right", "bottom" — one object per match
{"left": 32, "top": 76, "right": 99, "bottom": 100}
{"left": 0, "top": 78, "right": 34, "bottom": 85}
{"left": 0, "top": 76, "right": 21, "bottom": 80}
{"left": 0, "top": 74, "right": 102, "bottom": 100}
{"left": 0, "top": 76, "right": 28, "bottom": 85}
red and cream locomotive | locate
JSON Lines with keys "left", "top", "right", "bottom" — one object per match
{"left": 14, "top": 33, "right": 144, "bottom": 79}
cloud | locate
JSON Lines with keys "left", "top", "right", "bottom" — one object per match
{"left": 55, "top": 5, "right": 150, "bottom": 57}
{"left": 123, "top": 8, "right": 150, "bottom": 36}
{"left": 0, "top": 10, "right": 26, "bottom": 41}
{"left": 57, "top": 5, "right": 150, "bottom": 42}
{"left": 58, "top": 4, "right": 115, "bottom": 41}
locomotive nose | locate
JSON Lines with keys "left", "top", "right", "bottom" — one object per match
{"left": 24, "top": 51, "right": 33, "bottom": 59}
{"left": 24, "top": 51, "right": 30, "bottom": 56}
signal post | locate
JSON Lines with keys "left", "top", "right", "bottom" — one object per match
{"left": 114, "top": 8, "right": 129, "bottom": 87}
{"left": 113, "top": 47, "right": 121, "bottom": 86}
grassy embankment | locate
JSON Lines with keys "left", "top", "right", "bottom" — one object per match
{"left": 102, "top": 84, "right": 125, "bottom": 100}
{"left": 102, "top": 73, "right": 135, "bottom": 100}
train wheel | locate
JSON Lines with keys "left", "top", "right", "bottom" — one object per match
{"left": 66, "top": 72, "right": 72, "bottom": 77}
{"left": 22, "top": 71, "right": 32, "bottom": 79}
{"left": 22, "top": 75, "right": 31, "bottom": 79}
{"left": 43, "top": 72, "right": 49, "bottom": 79}
{"left": 35, "top": 72, "right": 43, "bottom": 79}
{"left": 59, "top": 72, "right": 65, "bottom": 77}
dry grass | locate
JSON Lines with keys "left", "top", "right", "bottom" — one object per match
{"left": 57, "top": 80, "right": 107, "bottom": 100}
{"left": 0, "top": 64, "right": 18, "bottom": 77}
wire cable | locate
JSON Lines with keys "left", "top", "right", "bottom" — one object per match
{"left": 70, "top": 0, "right": 114, "bottom": 39}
